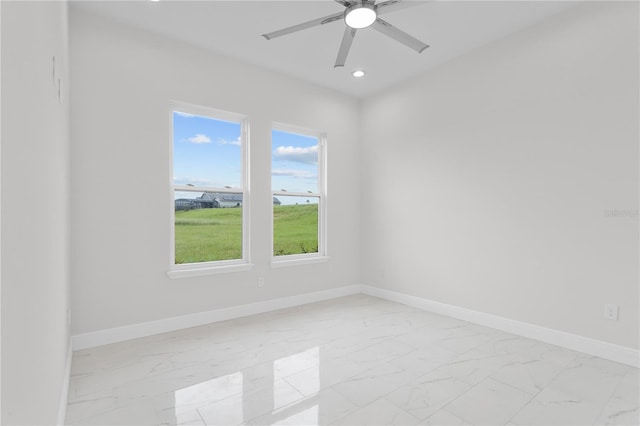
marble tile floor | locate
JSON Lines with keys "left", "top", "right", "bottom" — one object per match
{"left": 66, "top": 294, "right": 639, "bottom": 426}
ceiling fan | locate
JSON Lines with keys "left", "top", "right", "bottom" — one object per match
{"left": 262, "top": 0, "right": 429, "bottom": 68}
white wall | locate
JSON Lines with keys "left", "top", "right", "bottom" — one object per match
{"left": 1, "top": 1, "right": 71, "bottom": 424}
{"left": 361, "top": 2, "right": 639, "bottom": 350}
{"left": 69, "top": 10, "right": 361, "bottom": 335}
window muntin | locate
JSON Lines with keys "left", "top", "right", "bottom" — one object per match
{"left": 271, "top": 126, "right": 325, "bottom": 259}
{"left": 171, "top": 104, "right": 248, "bottom": 268}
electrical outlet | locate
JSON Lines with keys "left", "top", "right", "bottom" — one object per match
{"left": 258, "top": 277, "right": 265, "bottom": 288}
{"left": 604, "top": 304, "right": 619, "bottom": 321}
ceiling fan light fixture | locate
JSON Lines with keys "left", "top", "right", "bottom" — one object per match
{"left": 345, "top": 2, "right": 377, "bottom": 29}
{"left": 352, "top": 69, "right": 366, "bottom": 78}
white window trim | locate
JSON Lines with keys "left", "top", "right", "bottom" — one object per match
{"left": 270, "top": 254, "right": 330, "bottom": 269}
{"left": 168, "top": 101, "right": 251, "bottom": 278}
{"left": 167, "top": 262, "right": 253, "bottom": 279}
{"left": 270, "top": 123, "right": 328, "bottom": 268}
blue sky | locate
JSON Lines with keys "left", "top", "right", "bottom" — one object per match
{"left": 173, "top": 111, "right": 242, "bottom": 190}
{"left": 271, "top": 129, "right": 318, "bottom": 194}
{"left": 173, "top": 111, "right": 319, "bottom": 204}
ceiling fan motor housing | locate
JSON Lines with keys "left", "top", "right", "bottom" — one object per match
{"left": 344, "top": 1, "right": 377, "bottom": 29}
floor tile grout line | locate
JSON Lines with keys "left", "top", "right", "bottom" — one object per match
{"left": 501, "top": 370, "right": 554, "bottom": 426}
{"left": 433, "top": 373, "right": 494, "bottom": 424}
{"left": 589, "top": 372, "right": 629, "bottom": 426}
{"left": 492, "top": 344, "right": 585, "bottom": 425}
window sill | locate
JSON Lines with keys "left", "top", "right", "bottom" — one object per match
{"left": 167, "top": 263, "right": 253, "bottom": 279}
{"left": 271, "top": 255, "right": 330, "bottom": 269}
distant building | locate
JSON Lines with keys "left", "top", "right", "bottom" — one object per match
{"left": 175, "top": 193, "right": 281, "bottom": 210}
{"left": 174, "top": 198, "right": 202, "bottom": 211}
{"left": 200, "top": 192, "right": 243, "bottom": 208}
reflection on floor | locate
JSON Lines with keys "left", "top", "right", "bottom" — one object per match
{"left": 66, "top": 295, "right": 639, "bottom": 425}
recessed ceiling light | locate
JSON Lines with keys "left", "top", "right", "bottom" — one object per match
{"left": 345, "top": 2, "right": 377, "bottom": 29}
{"left": 352, "top": 69, "right": 366, "bottom": 78}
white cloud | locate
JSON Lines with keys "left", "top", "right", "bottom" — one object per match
{"left": 273, "top": 145, "right": 318, "bottom": 164}
{"left": 272, "top": 169, "right": 316, "bottom": 179}
{"left": 219, "top": 137, "right": 241, "bottom": 146}
{"left": 187, "top": 134, "right": 211, "bottom": 144}
{"left": 174, "top": 111, "right": 196, "bottom": 118}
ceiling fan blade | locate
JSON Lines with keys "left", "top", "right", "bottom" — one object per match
{"left": 335, "top": 27, "right": 357, "bottom": 68}
{"left": 375, "top": 0, "right": 427, "bottom": 16}
{"left": 262, "top": 11, "right": 344, "bottom": 40}
{"left": 334, "top": 0, "right": 352, "bottom": 6}
{"left": 372, "top": 18, "right": 429, "bottom": 53}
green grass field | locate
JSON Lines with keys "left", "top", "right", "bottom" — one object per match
{"left": 175, "top": 207, "right": 242, "bottom": 263}
{"left": 273, "top": 204, "right": 318, "bottom": 256}
{"left": 175, "top": 204, "right": 318, "bottom": 264}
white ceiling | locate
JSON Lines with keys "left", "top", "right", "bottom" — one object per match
{"left": 71, "top": 0, "right": 579, "bottom": 98}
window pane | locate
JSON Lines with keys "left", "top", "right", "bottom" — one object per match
{"left": 174, "top": 190, "right": 243, "bottom": 264}
{"left": 271, "top": 129, "right": 318, "bottom": 193}
{"left": 173, "top": 108, "right": 245, "bottom": 266}
{"left": 173, "top": 111, "right": 242, "bottom": 188}
{"left": 273, "top": 195, "right": 319, "bottom": 256}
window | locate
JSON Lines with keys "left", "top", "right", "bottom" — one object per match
{"left": 271, "top": 125, "right": 326, "bottom": 262}
{"left": 170, "top": 102, "right": 249, "bottom": 275}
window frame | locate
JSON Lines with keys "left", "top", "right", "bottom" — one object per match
{"left": 168, "top": 101, "right": 251, "bottom": 278}
{"left": 270, "top": 122, "right": 328, "bottom": 267}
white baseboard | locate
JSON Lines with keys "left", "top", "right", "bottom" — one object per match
{"left": 72, "top": 285, "right": 361, "bottom": 351}
{"left": 57, "top": 339, "right": 73, "bottom": 426}
{"left": 70, "top": 283, "right": 638, "bottom": 368}
{"left": 361, "top": 285, "right": 639, "bottom": 368}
